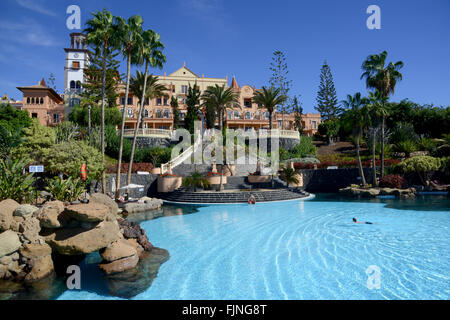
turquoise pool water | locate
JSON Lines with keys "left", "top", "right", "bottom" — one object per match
{"left": 58, "top": 195, "right": 450, "bottom": 300}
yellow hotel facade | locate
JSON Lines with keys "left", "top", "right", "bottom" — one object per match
{"left": 117, "top": 64, "right": 321, "bottom": 136}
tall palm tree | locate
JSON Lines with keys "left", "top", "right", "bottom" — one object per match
{"left": 341, "top": 93, "right": 369, "bottom": 187}
{"left": 84, "top": 9, "right": 118, "bottom": 194}
{"left": 126, "top": 30, "right": 166, "bottom": 187}
{"left": 113, "top": 15, "right": 144, "bottom": 198}
{"left": 252, "top": 86, "right": 287, "bottom": 130}
{"left": 201, "top": 85, "right": 239, "bottom": 191}
{"left": 364, "top": 90, "right": 389, "bottom": 186}
{"left": 361, "top": 51, "right": 403, "bottom": 177}
{"left": 201, "top": 85, "right": 239, "bottom": 131}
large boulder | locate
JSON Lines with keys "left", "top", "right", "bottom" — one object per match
{"left": 19, "top": 243, "right": 52, "bottom": 260}
{"left": 13, "top": 204, "right": 38, "bottom": 217}
{"left": 118, "top": 219, "right": 153, "bottom": 251}
{"left": 98, "top": 253, "right": 139, "bottom": 275}
{"left": 100, "top": 239, "right": 137, "bottom": 262}
{"left": 18, "top": 216, "right": 41, "bottom": 243}
{"left": 123, "top": 199, "right": 162, "bottom": 215}
{"left": 0, "top": 230, "right": 21, "bottom": 258}
{"left": 37, "top": 201, "right": 67, "bottom": 229}
{"left": 0, "top": 199, "right": 20, "bottom": 231}
{"left": 65, "top": 203, "right": 108, "bottom": 223}
{"left": 89, "top": 193, "right": 119, "bottom": 216}
{"left": 24, "top": 255, "right": 54, "bottom": 282}
{"left": 43, "top": 221, "right": 121, "bottom": 255}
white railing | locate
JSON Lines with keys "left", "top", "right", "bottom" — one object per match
{"left": 258, "top": 129, "right": 300, "bottom": 140}
{"left": 160, "top": 133, "right": 202, "bottom": 174}
{"left": 122, "top": 128, "right": 173, "bottom": 138}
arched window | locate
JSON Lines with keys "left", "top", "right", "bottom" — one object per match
{"left": 31, "top": 97, "right": 35, "bottom": 104}
{"left": 156, "top": 109, "right": 162, "bottom": 118}
{"left": 76, "top": 81, "right": 81, "bottom": 89}
{"left": 265, "top": 112, "right": 270, "bottom": 120}
{"left": 163, "top": 109, "right": 169, "bottom": 118}
{"left": 227, "top": 110, "right": 232, "bottom": 119}
{"left": 27, "top": 97, "right": 30, "bottom": 104}
{"left": 144, "top": 109, "right": 149, "bottom": 118}
{"left": 70, "top": 81, "right": 75, "bottom": 89}
{"left": 40, "top": 97, "right": 44, "bottom": 104}
{"left": 234, "top": 111, "right": 240, "bottom": 119}
{"left": 245, "top": 112, "right": 252, "bottom": 120}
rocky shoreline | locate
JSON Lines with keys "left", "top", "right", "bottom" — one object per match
{"left": 0, "top": 193, "right": 168, "bottom": 299}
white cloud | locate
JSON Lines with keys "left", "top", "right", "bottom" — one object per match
{"left": 15, "top": 0, "right": 57, "bottom": 17}
{"left": 0, "top": 19, "right": 59, "bottom": 47}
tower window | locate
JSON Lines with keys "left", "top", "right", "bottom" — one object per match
{"left": 72, "top": 61, "right": 80, "bottom": 69}
{"left": 40, "top": 97, "right": 44, "bottom": 104}
{"left": 70, "top": 81, "right": 75, "bottom": 89}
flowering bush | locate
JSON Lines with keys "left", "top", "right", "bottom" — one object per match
{"left": 379, "top": 174, "right": 407, "bottom": 189}
{"left": 207, "top": 172, "right": 222, "bottom": 176}
{"left": 159, "top": 172, "right": 178, "bottom": 177}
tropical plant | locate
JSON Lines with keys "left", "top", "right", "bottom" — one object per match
{"left": 280, "top": 165, "right": 300, "bottom": 187}
{"left": 318, "top": 119, "right": 340, "bottom": 145}
{"left": 0, "top": 157, "right": 35, "bottom": 203}
{"left": 389, "top": 122, "right": 419, "bottom": 145}
{"left": 252, "top": 86, "right": 287, "bottom": 130}
{"left": 417, "top": 137, "right": 438, "bottom": 153}
{"left": 85, "top": 8, "right": 120, "bottom": 193}
{"left": 69, "top": 105, "right": 122, "bottom": 127}
{"left": 361, "top": 50, "right": 404, "bottom": 177}
{"left": 289, "top": 136, "right": 317, "bottom": 158}
{"left": 393, "top": 140, "right": 417, "bottom": 158}
{"left": 127, "top": 29, "right": 166, "bottom": 188}
{"left": 341, "top": 92, "right": 369, "bottom": 186}
{"left": 398, "top": 156, "right": 441, "bottom": 185}
{"left": 182, "top": 171, "right": 210, "bottom": 192}
{"left": 201, "top": 84, "right": 239, "bottom": 131}
{"left": 114, "top": 14, "right": 144, "bottom": 198}
{"left": 45, "top": 176, "right": 85, "bottom": 202}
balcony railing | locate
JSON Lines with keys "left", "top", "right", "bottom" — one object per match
{"left": 122, "top": 128, "right": 173, "bottom": 138}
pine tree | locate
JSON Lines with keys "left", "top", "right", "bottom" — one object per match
{"left": 269, "top": 50, "right": 292, "bottom": 129}
{"left": 315, "top": 61, "right": 339, "bottom": 121}
{"left": 184, "top": 83, "right": 201, "bottom": 134}
{"left": 81, "top": 49, "right": 121, "bottom": 109}
{"left": 289, "top": 95, "right": 303, "bottom": 134}
{"left": 47, "top": 73, "right": 57, "bottom": 91}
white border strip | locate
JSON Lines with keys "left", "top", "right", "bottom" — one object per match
{"left": 161, "top": 193, "right": 316, "bottom": 205}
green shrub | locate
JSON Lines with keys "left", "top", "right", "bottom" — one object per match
{"left": 389, "top": 122, "right": 419, "bottom": 145}
{"left": 45, "top": 176, "right": 85, "bottom": 202}
{"left": 0, "top": 157, "right": 35, "bottom": 203}
{"left": 0, "top": 104, "right": 32, "bottom": 133}
{"left": 417, "top": 137, "right": 438, "bottom": 153}
{"left": 40, "top": 140, "right": 105, "bottom": 182}
{"left": 289, "top": 136, "right": 317, "bottom": 158}
{"left": 105, "top": 125, "right": 132, "bottom": 161}
{"left": 398, "top": 155, "right": 441, "bottom": 184}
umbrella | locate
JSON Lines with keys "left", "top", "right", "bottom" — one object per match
{"left": 120, "top": 183, "right": 144, "bottom": 190}
{"left": 111, "top": 177, "right": 116, "bottom": 193}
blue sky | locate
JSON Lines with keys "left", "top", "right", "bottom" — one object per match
{"left": 0, "top": 0, "right": 449, "bottom": 112}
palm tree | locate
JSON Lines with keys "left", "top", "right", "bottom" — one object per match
{"left": 201, "top": 85, "right": 239, "bottom": 131}
{"left": 252, "top": 86, "right": 287, "bottom": 130}
{"left": 126, "top": 30, "right": 166, "bottom": 187}
{"left": 361, "top": 51, "right": 403, "bottom": 177}
{"left": 182, "top": 171, "right": 210, "bottom": 192}
{"left": 341, "top": 93, "right": 369, "bottom": 187}
{"left": 364, "top": 90, "right": 389, "bottom": 186}
{"left": 84, "top": 9, "right": 118, "bottom": 194}
{"left": 113, "top": 15, "right": 144, "bottom": 198}
{"left": 280, "top": 165, "right": 300, "bottom": 187}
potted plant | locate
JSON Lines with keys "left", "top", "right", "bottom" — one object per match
{"left": 206, "top": 171, "right": 227, "bottom": 185}
{"left": 157, "top": 172, "right": 182, "bottom": 193}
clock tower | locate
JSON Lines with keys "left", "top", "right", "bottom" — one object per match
{"left": 64, "top": 33, "right": 90, "bottom": 107}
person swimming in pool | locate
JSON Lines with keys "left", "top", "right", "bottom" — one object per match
{"left": 353, "top": 217, "right": 373, "bottom": 224}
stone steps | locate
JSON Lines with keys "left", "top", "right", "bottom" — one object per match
{"left": 158, "top": 188, "right": 309, "bottom": 204}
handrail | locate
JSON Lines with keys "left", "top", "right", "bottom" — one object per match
{"left": 122, "top": 128, "right": 173, "bottom": 138}
{"left": 160, "top": 133, "right": 202, "bottom": 174}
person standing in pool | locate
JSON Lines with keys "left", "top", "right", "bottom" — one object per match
{"left": 353, "top": 217, "right": 373, "bottom": 224}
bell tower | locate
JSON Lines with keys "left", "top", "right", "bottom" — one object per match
{"left": 64, "top": 32, "right": 90, "bottom": 106}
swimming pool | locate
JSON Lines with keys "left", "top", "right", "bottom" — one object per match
{"left": 58, "top": 195, "right": 450, "bottom": 300}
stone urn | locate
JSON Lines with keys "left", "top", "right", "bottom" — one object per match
{"left": 211, "top": 161, "right": 217, "bottom": 173}
{"left": 151, "top": 167, "right": 161, "bottom": 175}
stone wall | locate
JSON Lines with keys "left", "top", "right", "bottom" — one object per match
{"left": 90, "top": 174, "right": 159, "bottom": 198}
{"left": 247, "top": 137, "right": 300, "bottom": 151}
{"left": 125, "top": 136, "right": 173, "bottom": 148}
{"left": 300, "top": 168, "right": 375, "bottom": 193}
